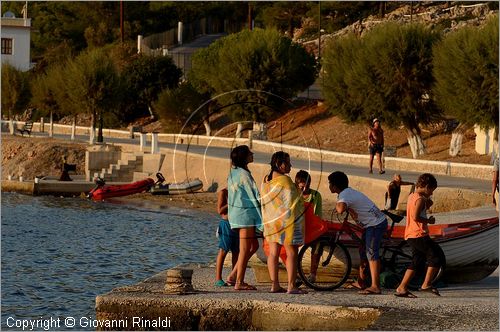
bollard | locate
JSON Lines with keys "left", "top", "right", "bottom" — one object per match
{"left": 40, "top": 117, "right": 44, "bottom": 132}
{"left": 151, "top": 133, "right": 159, "bottom": 154}
{"left": 164, "top": 268, "right": 195, "bottom": 294}
{"left": 139, "top": 133, "right": 147, "bottom": 152}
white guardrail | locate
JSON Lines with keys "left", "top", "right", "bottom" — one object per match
{"left": 2, "top": 120, "right": 493, "bottom": 180}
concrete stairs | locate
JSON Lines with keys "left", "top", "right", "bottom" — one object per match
{"left": 99, "top": 153, "right": 144, "bottom": 182}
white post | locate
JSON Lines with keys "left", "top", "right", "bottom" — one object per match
{"left": 71, "top": 119, "right": 76, "bottom": 140}
{"left": 89, "top": 125, "right": 95, "bottom": 144}
{"left": 137, "top": 35, "right": 143, "bottom": 54}
{"left": 40, "top": 117, "right": 44, "bottom": 132}
{"left": 178, "top": 22, "right": 183, "bottom": 45}
{"left": 9, "top": 118, "right": 14, "bottom": 135}
{"left": 139, "top": 133, "right": 147, "bottom": 152}
{"left": 49, "top": 111, "right": 54, "bottom": 137}
{"left": 151, "top": 133, "right": 159, "bottom": 154}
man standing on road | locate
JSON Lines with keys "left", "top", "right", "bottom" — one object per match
{"left": 368, "top": 118, "right": 385, "bottom": 174}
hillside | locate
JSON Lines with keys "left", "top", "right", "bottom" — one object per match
{"left": 265, "top": 103, "right": 491, "bottom": 165}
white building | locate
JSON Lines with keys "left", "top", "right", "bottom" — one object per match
{"left": 1, "top": 10, "right": 31, "bottom": 71}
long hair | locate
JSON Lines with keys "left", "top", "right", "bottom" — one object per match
{"left": 267, "top": 151, "right": 290, "bottom": 181}
{"left": 230, "top": 145, "right": 251, "bottom": 170}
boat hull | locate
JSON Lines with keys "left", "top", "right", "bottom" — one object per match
{"left": 150, "top": 179, "right": 203, "bottom": 195}
{"left": 89, "top": 178, "right": 154, "bottom": 201}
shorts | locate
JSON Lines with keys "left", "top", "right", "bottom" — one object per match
{"left": 217, "top": 219, "right": 239, "bottom": 253}
{"left": 369, "top": 144, "right": 384, "bottom": 156}
{"left": 406, "top": 236, "right": 442, "bottom": 270}
{"left": 359, "top": 219, "right": 388, "bottom": 260}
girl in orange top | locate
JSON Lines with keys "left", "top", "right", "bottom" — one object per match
{"left": 395, "top": 173, "right": 443, "bottom": 298}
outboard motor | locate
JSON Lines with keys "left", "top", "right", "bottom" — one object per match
{"left": 87, "top": 177, "right": 106, "bottom": 199}
{"left": 155, "top": 172, "right": 166, "bottom": 185}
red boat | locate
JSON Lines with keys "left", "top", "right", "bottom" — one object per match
{"left": 88, "top": 178, "right": 154, "bottom": 201}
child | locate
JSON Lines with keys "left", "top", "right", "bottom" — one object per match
{"left": 395, "top": 173, "right": 442, "bottom": 298}
{"left": 214, "top": 187, "right": 239, "bottom": 287}
{"left": 295, "top": 170, "right": 322, "bottom": 283}
{"left": 328, "top": 171, "right": 387, "bottom": 295}
{"left": 295, "top": 170, "right": 322, "bottom": 218}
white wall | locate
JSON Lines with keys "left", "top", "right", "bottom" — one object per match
{"left": 1, "top": 18, "right": 31, "bottom": 71}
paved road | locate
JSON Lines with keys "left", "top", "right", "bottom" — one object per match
{"left": 20, "top": 131, "right": 491, "bottom": 193}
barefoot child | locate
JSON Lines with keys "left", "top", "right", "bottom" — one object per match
{"left": 395, "top": 173, "right": 442, "bottom": 298}
{"left": 214, "top": 187, "right": 239, "bottom": 287}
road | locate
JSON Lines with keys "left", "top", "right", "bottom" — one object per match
{"left": 24, "top": 131, "right": 491, "bottom": 193}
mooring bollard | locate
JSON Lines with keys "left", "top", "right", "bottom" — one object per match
{"left": 164, "top": 268, "right": 194, "bottom": 294}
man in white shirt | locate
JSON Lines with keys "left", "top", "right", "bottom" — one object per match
{"left": 328, "top": 171, "right": 388, "bottom": 295}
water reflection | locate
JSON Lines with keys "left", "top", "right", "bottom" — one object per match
{"left": 1, "top": 193, "right": 217, "bottom": 330}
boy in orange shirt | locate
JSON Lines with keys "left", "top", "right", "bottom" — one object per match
{"left": 395, "top": 173, "right": 443, "bottom": 298}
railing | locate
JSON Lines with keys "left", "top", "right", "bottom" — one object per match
{"left": 1, "top": 120, "right": 493, "bottom": 180}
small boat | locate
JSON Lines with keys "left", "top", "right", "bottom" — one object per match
{"left": 150, "top": 173, "right": 203, "bottom": 195}
{"left": 259, "top": 208, "right": 499, "bottom": 283}
{"left": 88, "top": 178, "right": 154, "bottom": 201}
{"left": 308, "top": 210, "right": 499, "bottom": 283}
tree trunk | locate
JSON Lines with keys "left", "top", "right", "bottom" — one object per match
{"left": 406, "top": 126, "right": 426, "bottom": 158}
{"left": 449, "top": 123, "right": 469, "bottom": 157}
{"left": 203, "top": 119, "right": 211, "bottom": 136}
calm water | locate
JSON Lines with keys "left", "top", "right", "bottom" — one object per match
{"left": 1, "top": 193, "right": 217, "bottom": 330}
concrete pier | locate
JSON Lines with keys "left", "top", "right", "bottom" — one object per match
{"left": 95, "top": 265, "right": 499, "bottom": 331}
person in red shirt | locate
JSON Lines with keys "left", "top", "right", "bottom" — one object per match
{"left": 395, "top": 173, "right": 442, "bottom": 298}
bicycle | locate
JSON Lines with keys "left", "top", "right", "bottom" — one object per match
{"left": 297, "top": 208, "right": 446, "bottom": 291}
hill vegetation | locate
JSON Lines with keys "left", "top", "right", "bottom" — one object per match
{"left": 1, "top": 1, "right": 498, "bottom": 162}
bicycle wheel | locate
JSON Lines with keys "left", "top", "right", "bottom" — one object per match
{"left": 386, "top": 241, "right": 446, "bottom": 288}
{"left": 298, "top": 239, "right": 352, "bottom": 291}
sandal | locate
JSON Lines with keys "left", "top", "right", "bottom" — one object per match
{"left": 287, "top": 288, "right": 308, "bottom": 294}
{"left": 394, "top": 291, "right": 417, "bottom": 298}
{"left": 419, "top": 287, "right": 440, "bottom": 296}
{"left": 359, "top": 289, "right": 381, "bottom": 295}
{"left": 269, "top": 287, "right": 287, "bottom": 293}
{"left": 235, "top": 283, "right": 257, "bottom": 291}
{"left": 214, "top": 280, "right": 228, "bottom": 287}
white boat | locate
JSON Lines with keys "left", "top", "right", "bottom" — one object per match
{"left": 150, "top": 173, "right": 203, "bottom": 195}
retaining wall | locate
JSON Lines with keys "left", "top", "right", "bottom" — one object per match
{"left": 2, "top": 120, "right": 493, "bottom": 180}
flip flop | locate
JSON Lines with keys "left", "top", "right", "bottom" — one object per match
{"left": 214, "top": 280, "right": 228, "bottom": 287}
{"left": 235, "top": 283, "right": 257, "bottom": 291}
{"left": 287, "top": 289, "right": 308, "bottom": 294}
{"left": 359, "top": 289, "right": 382, "bottom": 295}
{"left": 269, "top": 287, "right": 287, "bottom": 293}
{"left": 344, "top": 282, "right": 366, "bottom": 290}
{"left": 394, "top": 291, "right": 417, "bottom": 298}
{"left": 419, "top": 287, "right": 440, "bottom": 296}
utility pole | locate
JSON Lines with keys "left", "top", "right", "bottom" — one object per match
{"left": 318, "top": 1, "right": 321, "bottom": 60}
{"left": 120, "top": 1, "right": 124, "bottom": 43}
{"left": 248, "top": 2, "right": 253, "bottom": 30}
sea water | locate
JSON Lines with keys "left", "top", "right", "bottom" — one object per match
{"left": 1, "top": 192, "right": 217, "bottom": 330}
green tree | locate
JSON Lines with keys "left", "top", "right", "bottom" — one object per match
{"left": 190, "top": 28, "right": 317, "bottom": 122}
{"left": 323, "top": 22, "right": 441, "bottom": 158}
{"left": 1, "top": 63, "right": 30, "bottom": 119}
{"left": 155, "top": 82, "right": 211, "bottom": 134}
{"left": 64, "top": 49, "right": 121, "bottom": 140}
{"left": 121, "top": 55, "right": 182, "bottom": 120}
{"left": 433, "top": 15, "right": 499, "bottom": 155}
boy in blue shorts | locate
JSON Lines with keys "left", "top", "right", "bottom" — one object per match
{"left": 215, "top": 187, "right": 239, "bottom": 286}
{"left": 328, "top": 171, "right": 388, "bottom": 295}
